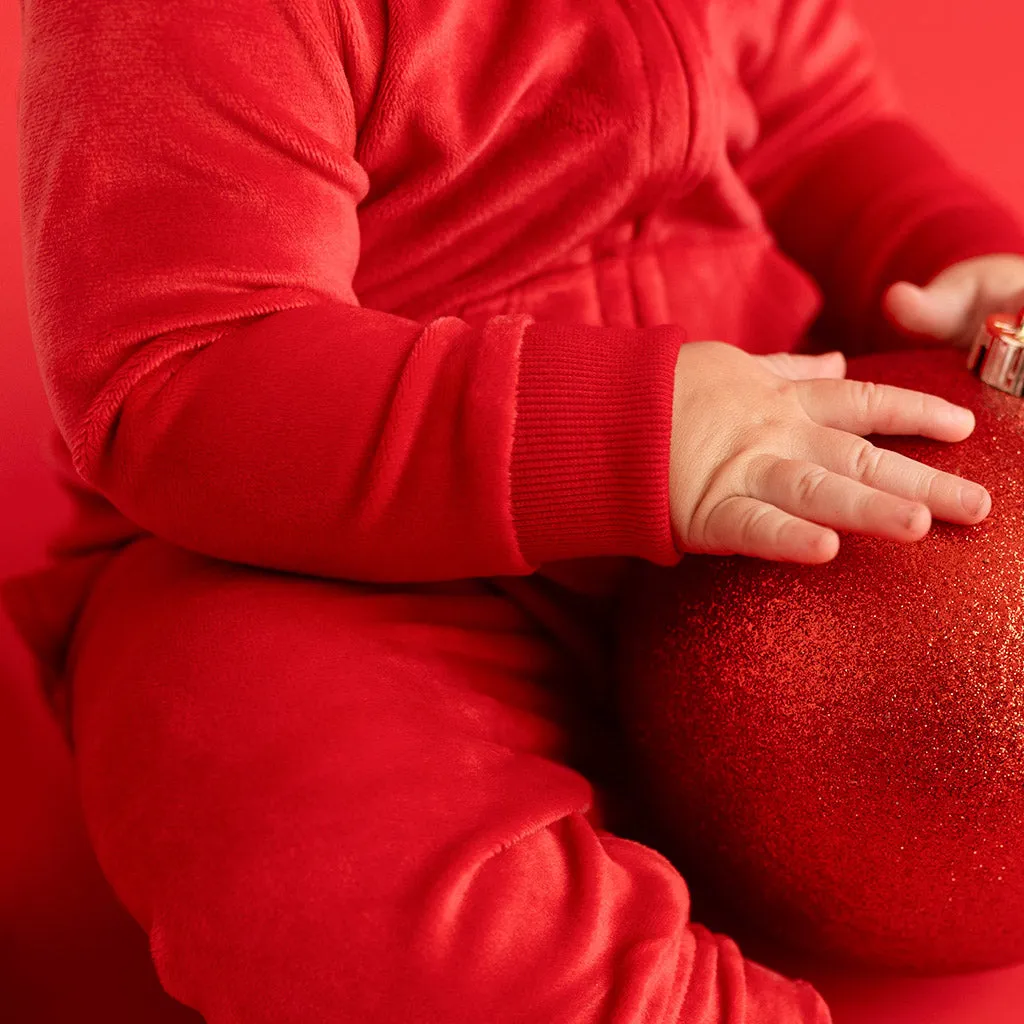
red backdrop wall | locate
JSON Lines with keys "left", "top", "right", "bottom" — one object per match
{"left": 854, "top": 0, "right": 1024, "bottom": 217}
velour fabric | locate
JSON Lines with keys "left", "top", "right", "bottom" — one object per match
{"left": 70, "top": 537, "right": 829, "bottom": 1023}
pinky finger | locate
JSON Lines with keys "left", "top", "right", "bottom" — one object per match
{"left": 702, "top": 496, "right": 841, "bottom": 564}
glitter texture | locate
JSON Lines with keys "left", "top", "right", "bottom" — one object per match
{"left": 616, "top": 348, "right": 1024, "bottom": 973}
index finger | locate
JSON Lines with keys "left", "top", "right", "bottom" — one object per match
{"left": 794, "top": 377, "right": 975, "bottom": 442}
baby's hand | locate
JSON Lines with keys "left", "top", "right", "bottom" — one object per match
{"left": 884, "top": 254, "right": 1024, "bottom": 348}
{"left": 669, "top": 342, "right": 990, "bottom": 564}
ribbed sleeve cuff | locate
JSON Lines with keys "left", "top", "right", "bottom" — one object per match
{"left": 510, "top": 320, "right": 685, "bottom": 568}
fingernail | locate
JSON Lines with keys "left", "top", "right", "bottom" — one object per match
{"left": 899, "top": 503, "right": 928, "bottom": 533}
{"left": 961, "top": 486, "right": 987, "bottom": 517}
{"left": 948, "top": 405, "right": 974, "bottom": 428}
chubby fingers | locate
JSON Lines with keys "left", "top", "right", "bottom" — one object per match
{"left": 795, "top": 377, "right": 975, "bottom": 442}
{"left": 701, "top": 458, "right": 930, "bottom": 563}
{"left": 700, "top": 439, "right": 986, "bottom": 565}
{"left": 883, "top": 278, "right": 977, "bottom": 344}
{"left": 744, "top": 456, "right": 933, "bottom": 543}
{"left": 702, "top": 496, "right": 840, "bottom": 564}
{"left": 808, "top": 426, "right": 991, "bottom": 525}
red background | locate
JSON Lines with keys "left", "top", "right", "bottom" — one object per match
{"left": 3, "top": 1, "right": 1024, "bottom": 1020}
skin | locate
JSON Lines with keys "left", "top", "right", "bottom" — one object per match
{"left": 669, "top": 254, "right": 1024, "bottom": 564}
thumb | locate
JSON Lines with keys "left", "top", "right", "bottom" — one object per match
{"left": 754, "top": 350, "right": 847, "bottom": 381}
{"left": 884, "top": 275, "right": 978, "bottom": 342}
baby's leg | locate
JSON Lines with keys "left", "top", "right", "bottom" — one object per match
{"left": 67, "top": 537, "right": 825, "bottom": 1023}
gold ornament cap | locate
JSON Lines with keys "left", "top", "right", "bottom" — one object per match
{"left": 967, "top": 308, "right": 1024, "bottom": 397}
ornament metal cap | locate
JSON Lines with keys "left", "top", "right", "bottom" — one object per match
{"left": 967, "top": 307, "right": 1024, "bottom": 397}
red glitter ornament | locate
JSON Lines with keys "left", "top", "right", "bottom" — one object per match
{"left": 616, "top": 345, "right": 1024, "bottom": 974}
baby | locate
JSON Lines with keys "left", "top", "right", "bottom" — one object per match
{"left": 7, "top": 0, "right": 1024, "bottom": 1021}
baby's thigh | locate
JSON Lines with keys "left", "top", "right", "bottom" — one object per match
{"left": 67, "top": 537, "right": 596, "bottom": 1012}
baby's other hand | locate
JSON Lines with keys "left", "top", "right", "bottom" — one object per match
{"left": 884, "top": 253, "right": 1024, "bottom": 348}
{"left": 668, "top": 342, "right": 990, "bottom": 565}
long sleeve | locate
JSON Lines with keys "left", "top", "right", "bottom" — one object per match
{"left": 17, "top": 0, "right": 683, "bottom": 583}
{"left": 736, "top": 0, "right": 1024, "bottom": 354}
